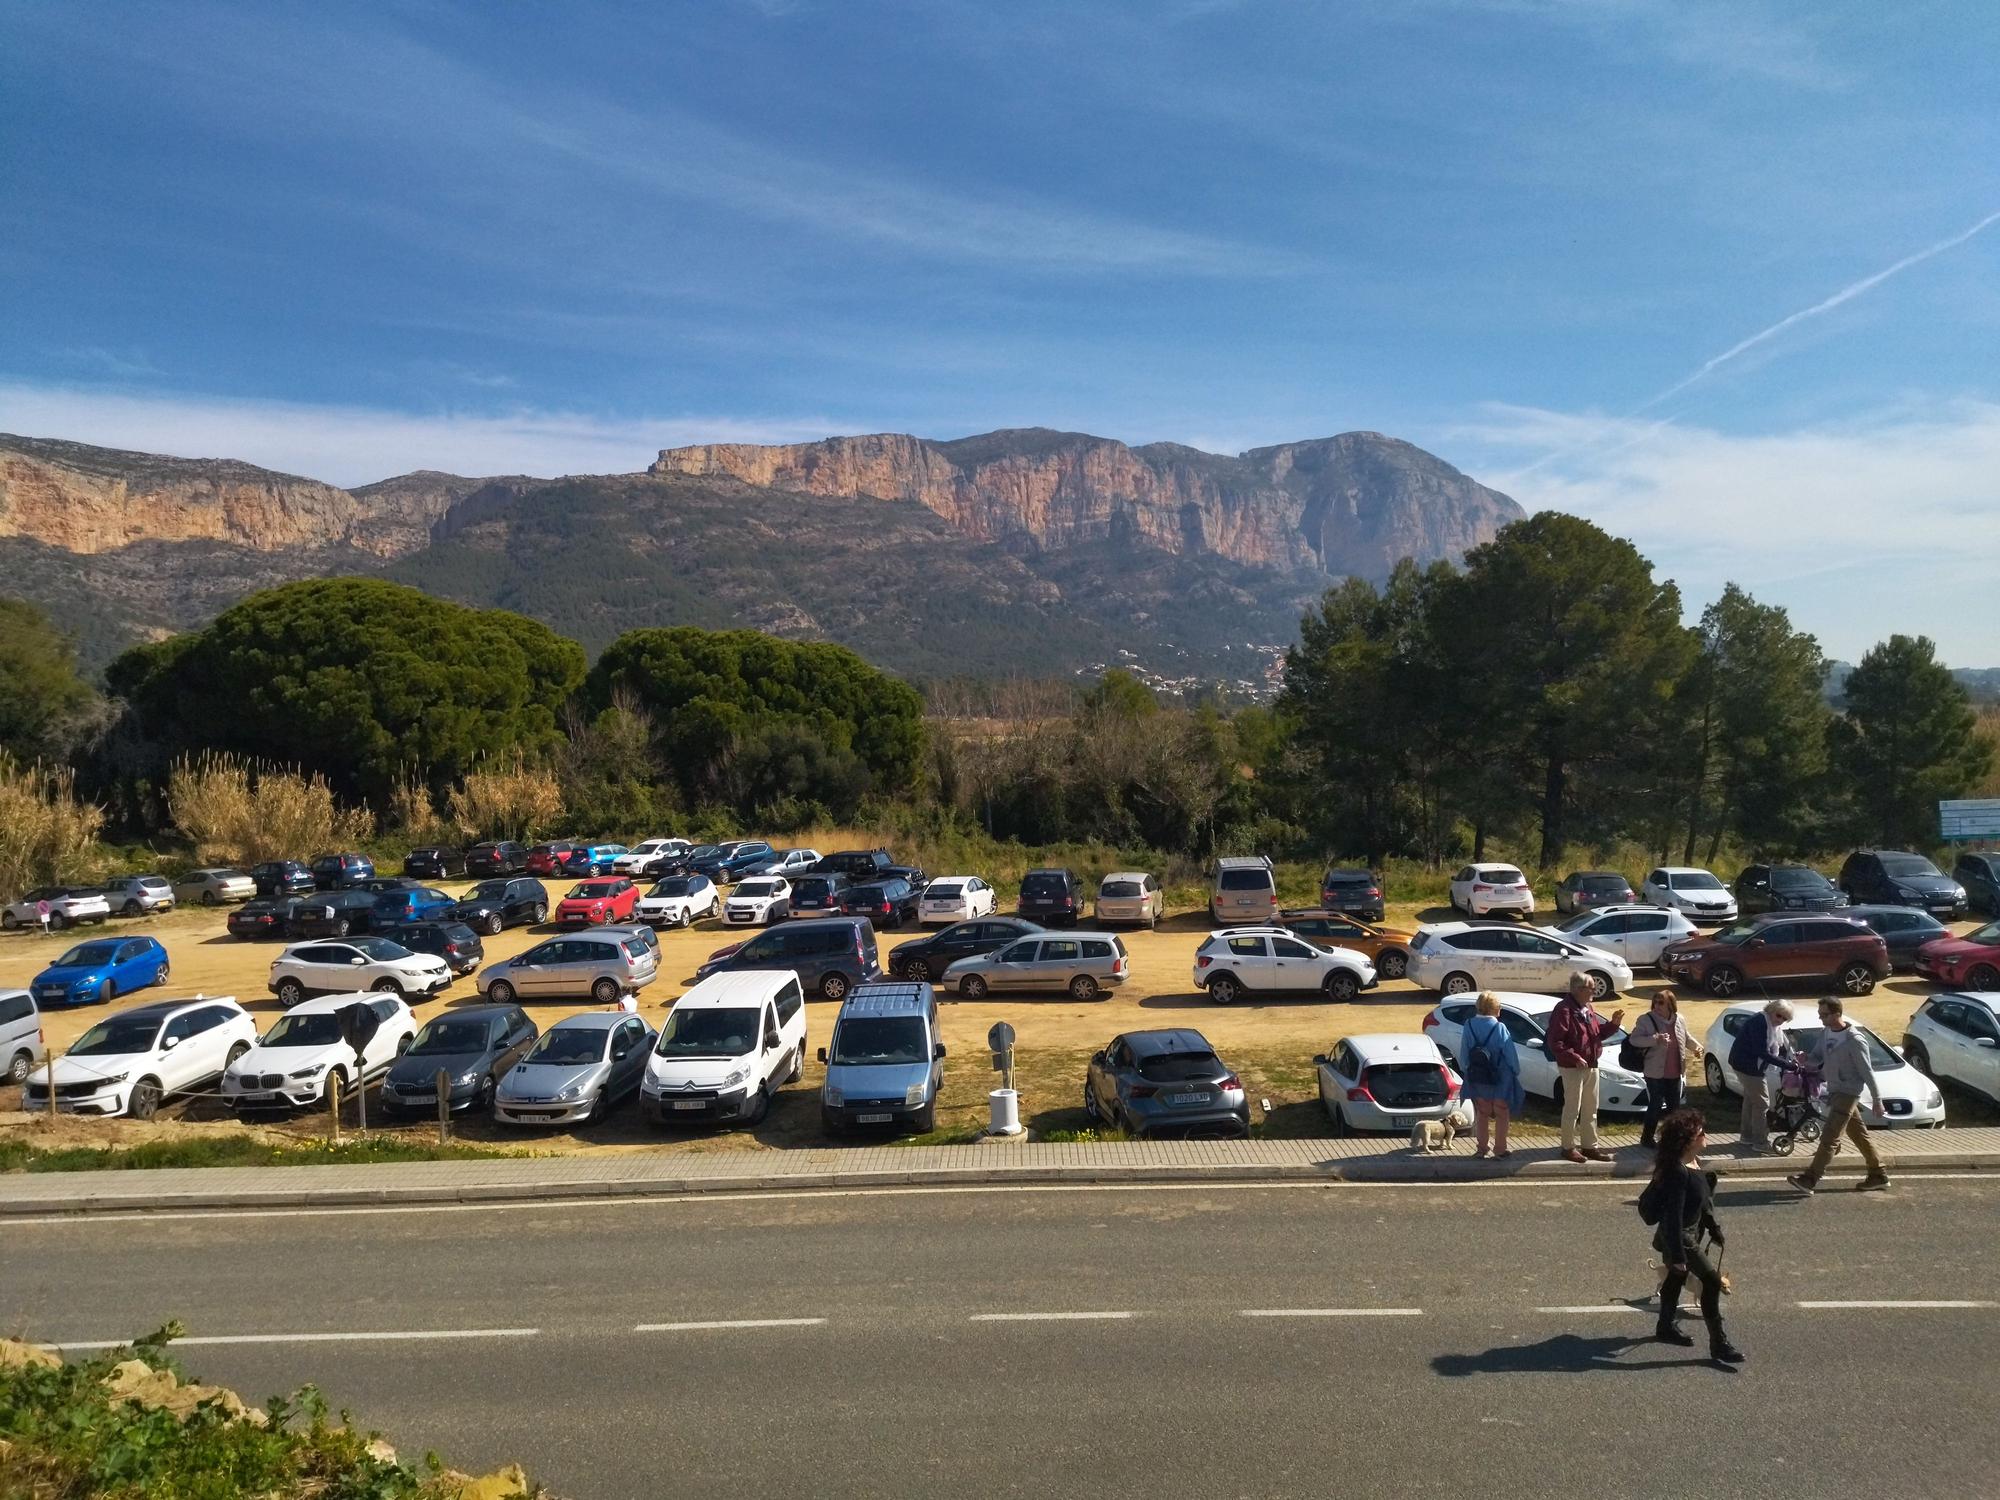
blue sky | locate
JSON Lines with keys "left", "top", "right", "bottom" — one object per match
{"left": 3, "top": 0, "right": 1997, "bottom": 661}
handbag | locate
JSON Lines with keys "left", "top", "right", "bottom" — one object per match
{"left": 1617, "top": 1014, "right": 1650, "bottom": 1074}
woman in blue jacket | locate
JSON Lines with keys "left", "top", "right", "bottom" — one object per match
{"left": 1458, "top": 991, "right": 1525, "bottom": 1159}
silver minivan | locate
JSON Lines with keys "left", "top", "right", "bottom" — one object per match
{"left": 476, "top": 931, "right": 659, "bottom": 1005}
{"left": 819, "top": 983, "right": 944, "bottom": 1135}
{"left": 1, "top": 989, "right": 41, "bottom": 1083}
{"left": 1210, "top": 856, "right": 1278, "bottom": 926}
{"left": 1095, "top": 871, "right": 1163, "bottom": 927}
{"left": 942, "top": 932, "right": 1130, "bottom": 1001}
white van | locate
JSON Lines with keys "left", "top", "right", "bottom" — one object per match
{"left": 640, "top": 970, "right": 807, "bottom": 1127}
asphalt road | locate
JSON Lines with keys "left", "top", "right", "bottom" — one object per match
{"left": 8, "top": 1179, "right": 1995, "bottom": 1499}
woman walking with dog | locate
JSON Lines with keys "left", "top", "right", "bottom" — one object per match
{"left": 1630, "top": 989, "right": 1698, "bottom": 1149}
{"left": 1458, "top": 991, "right": 1523, "bottom": 1159}
{"left": 1642, "top": 1108, "right": 1744, "bottom": 1364}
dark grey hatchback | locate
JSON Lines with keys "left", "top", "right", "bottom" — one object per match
{"left": 378, "top": 1004, "right": 536, "bottom": 1117}
{"left": 1083, "top": 1029, "right": 1250, "bottom": 1139}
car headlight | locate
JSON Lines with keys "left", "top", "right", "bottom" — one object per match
{"left": 95, "top": 1072, "right": 129, "bottom": 1087}
{"left": 721, "top": 1065, "right": 749, "bottom": 1089}
{"left": 824, "top": 1085, "right": 844, "bottom": 1107}
{"left": 288, "top": 1064, "right": 327, "bottom": 1079}
{"left": 904, "top": 1083, "right": 927, "bottom": 1107}
{"left": 1928, "top": 1090, "right": 1943, "bottom": 1108}
{"left": 1954, "top": 886, "right": 1967, "bottom": 901}
{"left": 555, "top": 1082, "right": 585, "bottom": 1101}
{"left": 455, "top": 1070, "right": 481, "bottom": 1087}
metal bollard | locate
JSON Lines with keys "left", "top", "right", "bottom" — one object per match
{"left": 435, "top": 1068, "right": 451, "bottom": 1144}
{"left": 327, "top": 1071, "right": 343, "bottom": 1143}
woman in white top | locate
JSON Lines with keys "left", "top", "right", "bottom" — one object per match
{"left": 1631, "top": 988, "right": 1698, "bottom": 1149}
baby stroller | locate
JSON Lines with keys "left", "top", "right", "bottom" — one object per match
{"left": 1768, "top": 1060, "right": 1826, "bottom": 1155}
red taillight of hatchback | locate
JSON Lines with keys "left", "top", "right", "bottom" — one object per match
{"left": 1421, "top": 1011, "right": 1440, "bottom": 1030}
{"left": 1112, "top": 956, "right": 1127, "bottom": 975}
{"left": 1345, "top": 1082, "right": 1376, "bottom": 1104}
{"left": 1440, "top": 1066, "right": 1460, "bottom": 1099}
{"left": 1217, "top": 1073, "right": 1242, "bottom": 1092}
{"left": 1196, "top": 954, "right": 1212, "bottom": 969}
{"left": 1473, "top": 883, "right": 1492, "bottom": 892}
{"left": 1368, "top": 887, "right": 1381, "bottom": 899}
{"left": 1129, "top": 1083, "right": 1157, "bottom": 1099}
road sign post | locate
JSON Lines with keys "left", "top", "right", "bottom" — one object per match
{"left": 985, "top": 1021, "right": 1023, "bottom": 1137}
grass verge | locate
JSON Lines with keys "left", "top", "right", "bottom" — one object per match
{"left": 0, "top": 1134, "right": 509, "bottom": 1174}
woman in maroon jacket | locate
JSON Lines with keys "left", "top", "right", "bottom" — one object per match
{"left": 1546, "top": 973, "right": 1624, "bottom": 1163}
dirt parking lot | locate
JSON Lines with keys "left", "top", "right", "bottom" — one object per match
{"left": 2, "top": 893, "right": 1989, "bottom": 1153}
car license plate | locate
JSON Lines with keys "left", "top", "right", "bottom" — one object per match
{"left": 858, "top": 1111, "right": 893, "bottom": 1124}
{"left": 1173, "top": 1091, "right": 1213, "bottom": 1106}
{"left": 672, "top": 1100, "right": 707, "bottom": 1111}
{"left": 239, "top": 1092, "right": 277, "bottom": 1104}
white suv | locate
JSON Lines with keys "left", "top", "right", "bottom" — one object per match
{"left": 223, "top": 992, "right": 417, "bottom": 1111}
{"left": 268, "top": 937, "right": 452, "bottom": 1007}
{"left": 724, "top": 877, "right": 792, "bottom": 926}
{"left": 1903, "top": 993, "right": 2000, "bottom": 1107}
{"left": 1408, "top": 920, "right": 1633, "bottom": 999}
{"left": 1192, "top": 926, "right": 1376, "bottom": 1004}
{"left": 3, "top": 887, "right": 111, "bottom": 931}
{"left": 636, "top": 874, "right": 720, "bottom": 927}
{"left": 1448, "top": 864, "right": 1534, "bottom": 918}
{"left": 24, "top": 996, "right": 257, "bottom": 1118}
{"left": 615, "top": 838, "right": 689, "bottom": 875}
{"left": 1540, "top": 904, "right": 1697, "bottom": 970}
{"left": 1641, "top": 866, "right": 1738, "bottom": 923}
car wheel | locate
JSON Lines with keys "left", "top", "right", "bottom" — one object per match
{"left": 49, "top": 912, "right": 67, "bottom": 931}
{"left": 1967, "top": 964, "right": 2000, "bottom": 993}
{"left": 154, "top": 959, "right": 170, "bottom": 985}
{"left": 488, "top": 979, "right": 516, "bottom": 1005}
{"left": 743, "top": 1083, "right": 770, "bottom": 1126}
{"left": 1440, "top": 971, "right": 1475, "bottom": 996}
{"left": 101, "top": 979, "right": 116, "bottom": 1004}
{"left": 477, "top": 1075, "right": 496, "bottom": 1111}
{"left": 1704, "top": 1055, "right": 1728, "bottom": 1097}
{"left": 913, "top": 1097, "right": 937, "bottom": 1133}
{"left": 127, "top": 1077, "right": 162, "bottom": 1120}
{"left": 1083, "top": 1079, "right": 1102, "bottom": 1122}
{"left": 1903, "top": 1038, "right": 1932, "bottom": 1075}
{"left": 1205, "top": 974, "right": 1241, "bottom": 1006}
{"left": 1704, "top": 965, "right": 1742, "bottom": 998}
{"left": 201, "top": 891, "right": 219, "bottom": 907}
{"left": 787, "top": 1046, "right": 803, "bottom": 1084}
{"left": 1837, "top": 961, "right": 1875, "bottom": 996}
{"left": 331, "top": 918, "right": 350, "bottom": 938}
{"left": 532, "top": 903, "right": 548, "bottom": 924}
{"left": 1586, "top": 969, "right": 1614, "bottom": 1002}
{"left": 1327, "top": 1098, "right": 1349, "bottom": 1135}
{"left": 900, "top": 955, "right": 930, "bottom": 982}
{"left": 483, "top": 913, "right": 504, "bottom": 936}
{"left": 820, "top": 972, "right": 850, "bottom": 1002}
{"left": 7, "top": 1049, "right": 32, "bottom": 1084}
{"left": 225, "top": 1040, "right": 250, "bottom": 1069}
{"left": 1378, "top": 949, "right": 1408, "bottom": 980}
{"left": 122, "top": 899, "right": 142, "bottom": 917}
{"left": 1068, "top": 974, "right": 1100, "bottom": 1002}
{"left": 1324, "top": 971, "right": 1360, "bottom": 1003}
{"left": 709, "top": 898, "right": 721, "bottom": 920}
{"left": 591, "top": 977, "right": 620, "bottom": 1005}
{"left": 371, "top": 978, "right": 404, "bottom": 997}
{"left": 959, "top": 974, "right": 988, "bottom": 999}
{"left": 276, "top": 977, "right": 306, "bottom": 1007}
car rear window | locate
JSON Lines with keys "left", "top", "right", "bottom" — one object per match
{"left": 1323, "top": 873, "right": 1372, "bottom": 889}
{"left": 1101, "top": 879, "right": 1141, "bottom": 897}
{"left": 621, "top": 939, "right": 648, "bottom": 960}
{"left": 1480, "top": 868, "right": 1525, "bottom": 884}
{"left": 1020, "top": 873, "right": 1069, "bottom": 896}
{"left": 1081, "top": 940, "right": 1114, "bottom": 958}
{"left": 1219, "top": 870, "right": 1274, "bottom": 891}
{"left": 926, "top": 883, "right": 964, "bottom": 899}
{"left": 1137, "top": 1051, "right": 1222, "bottom": 1083}
{"left": 1579, "top": 875, "right": 1628, "bottom": 891}
{"left": 1364, "top": 1063, "right": 1447, "bottom": 1107}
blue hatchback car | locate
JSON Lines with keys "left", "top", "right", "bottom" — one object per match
{"left": 31, "top": 936, "right": 170, "bottom": 1008}
{"left": 371, "top": 885, "right": 459, "bottom": 928}
{"left": 581, "top": 844, "right": 628, "bottom": 875}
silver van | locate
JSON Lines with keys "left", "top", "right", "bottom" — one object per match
{"left": 1210, "top": 856, "right": 1278, "bottom": 926}
{"left": 819, "top": 983, "right": 944, "bottom": 1135}
{"left": 941, "top": 932, "right": 1130, "bottom": 1001}
{"left": 476, "top": 930, "right": 659, "bottom": 1005}
{"left": 1095, "top": 871, "right": 1163, "bottom": 927}
{"left": 1, "top": 989, "right": 41, "bottom": 1083}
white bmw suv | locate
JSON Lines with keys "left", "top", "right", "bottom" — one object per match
{"left": 223, "top": 992, "right": 417, "bottom": 1111}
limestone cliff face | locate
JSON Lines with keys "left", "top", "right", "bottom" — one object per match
{"left": 652, "top": 426, "right": 1520, "bottom": 575}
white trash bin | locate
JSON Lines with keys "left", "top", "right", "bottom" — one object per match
{"left": 987, "top": 1087, "right": 1023, "bottom": 1136}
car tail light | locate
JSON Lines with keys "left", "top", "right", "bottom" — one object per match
{"left": 1346, "top": 1083, "right": 1376, "bottom": 1103}
{"left": 879, "top": 902, "right": 892, "bottom": 914}
{"left": 1063, "top": 896, "right": 1075, "bottom": 908}
{"left": 1113, "top": 956, "right": 1127, "bottom": 975}
{"left": 1217, "top": 1073, "right": 1241, "bottom": 1091}
{"left": 1421, "top": 1012, "right": 1440, "bottom": 1030}
{"left": 1368, "top": 887, "right": 1381, "bottom": 898}
{"left": 1474, "top": 883, "right": 1491, "bottom": 892}
{"left": 1196, "top": 954, "right": 1212, "bottom": 969}
{"left": 1440, "top": 1066, "right": 1459, "bottom": 1099}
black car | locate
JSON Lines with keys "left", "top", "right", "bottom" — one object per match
{"left": 248, "top": 860, "right": 315, "bottom": 898}
{"left": 695, "top": 916, "right": 882, "bottom": 1001}
{"left": 1552, "top": 870, "right": 1634, "bottom": 917}
{"left": 880, "top": 864, "right": 928, "bottom": 891}
{"left": 1735, "top": 863, "right": 1847, "bottom": 915}
{"left": 788, "top": 872, "right": 848, "bottom": 916}
{"left": 815, "top": 849, "right": 894, "bottom": 882}
{"left": 1318, "top": 867, "right": 1387, "bottom": 923}
{"left": 838, "top": 878, "right": 922, "bottom": 930}
{"left": 379, "top": 1004, "right": 537, "bottom": 1117}
{"left": 891, "top": 916, "right": 1042, "bottom": 982}
{"left": 393, "top": 920, "right": 485, "bottom": 976}
{"left": 1846, "top": 904, "right": 1953, "bottom": 970}
{"left": 1017, "top": 867, "right": 1084, "bottom": 927}
{"left": 403, "top": 845, "right": 466, "bottom": 880}
{"left": 227, "top": 896, "right": 304, "bottom": 939}
{"left": 1955, "top": 852, "right": 2000, "bottom": 916}
{"left": 465, "top": 841, "right": 529, "bottom": 877}
{"left": 452, "top": 877, "right": 550, "bottom": 935}
{"left": 1838, "top": 849, "right": 1967, "bottom": 918}
{"left": 310, "top": 852, "right": 376, "bottom": 890}
{"left": 286, "top": 888, "right": 383, "bottom": 938}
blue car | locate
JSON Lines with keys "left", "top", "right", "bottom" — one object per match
{"left": 581, "top": 843, "right": 628, "bottom": 875}
{"left": 31, "top": 936, "right": 170, "bottom": 1008}
{"left": 370, "top": 885, "right": 459, "bottom": 928}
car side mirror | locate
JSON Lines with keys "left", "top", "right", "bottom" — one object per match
{"left": 1312, "top": 1053, "right": 1327, "bottom": 1066}
{"left": 1978, "top": 1038, "right": 1999, "bottom": 1050}
{"left": 764, "top": 1031, "right": 780, "bottom": 1050}
{"left": 933, "top": 1043, "right": 947, "bottom": 1059}
{"left": 163, "top": 1035, "right": 180, "bottom": 1049}
{"left": 1746, "top": 937, "right": 1765, "bottom": 948}
{"left": 1090, "top": 1050, "right": 1106, "bottom": 1065}
{"left": 817, "top": 1046, "right": 828, "bottom": 1063}
{"left": 1524, "top": 1038, "right": 1544, "bottom": 1050}
{"left": 350, "top": 956, "right": 366, "bottom": 965}
{"left": 612, "top": 1045, "right": 630, "bottom": 1061}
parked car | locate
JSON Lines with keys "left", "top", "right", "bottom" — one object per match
{"left": 1278, "top": 910, "right": 1417, "bottom": 980}
{"left": 393, "top": 919, "right": 485, "bottom": 977}
{"left": 353, "top": 876, "right": 422, "bottom": 896}
{"left": 371, "top": 885, "right": 459, "bottom": 929}
{"left": 476, "top": 930, "right": 660, "bottom": 1005}
{"left": 1084, "top": 1028, "right": 1249, "bottom": 1139}
{"left": 497, "top": 1011, "right": 655, "bottom": 1127}
{"left": 1210, "top": 856, "right": 1279, "bottom": 926}
{"left": 247, "top": 861, "right": 315, "bottom": 898}
{"left": 1409, "top": 920, "right": 1633, "bottom": 999}
{"left": 222, "top": 993, "right": 416, "bottom": 1112}
{"left": 1847, "top": 904, "right": 1952, "bottom": 971}
{"left": 922, "top": 875, "right": 998, "bottom": 925}
{"left": 816, "top": 849, "right": 894, "bottom": 883}
{"left": 695, "top": 916, "right": 881, "bottom": 1002}
{"left": 746, "top": 847, "right": 822, "bottom": 878}
{"left": 1093, "top": 872, "right": 1162, "bottom": 928}
{"left": 227, "top": 897, "right": 305, "bottom": 940}
{"left": 1954, "top": 851, "right": 2000, "bottom": 917}
{"left": 599, "top": 921, "right": 660, "bottom": 965}
{"left": 578, "top": 843, "right": 628, "bottom": 875}
{"left": 285, "top": 888, "right": 384, "bottom": 939}
{"left": 1701, "top": 1002, "right": 1945, "bottom": 1130}
{"left": 635, "top": 874, "right": 720, "bottom": 928}
{"left": 890, "top": 916, "right": 1041, "bottom": 983}
{"left": 615, "top": 838, "right": 688, "bottom": 875}
{"left": 839, "top": 877, "right": 922, "bottom": 930}
{"left": 555, "top": 878, "right": 640, "bottom": 927}
{"left": 4, "top": 886, "right": 112, "bottom": 930}
{"left": 944, "top": 931, "right": 1130, "bottom": 1001}
{"left": 1448, "top": 863, "right": 1534, "bottom": 919}
{"left": 818, "top": 982, "right": 943, "bottom": 1135}
{"left": 1018, "top": 867, "right": 1085, "bottom": 927}
{"left": 1916, "top": 917, "right": 2000, "bottom": 991}
{"left": 268, "top": 936, "right": 453, "bottom": 1007}
{"left": 1555, "top": 870, "right": 1635, "bottom": 915}
{"left": 101, "top": 875, "right": 176, "bottom": 917}
{"left": 1317, "top": 867, "right": 1386, "bottom": 923}
{"left": 309, "top": 852, "right": 376, "bottom": 890}
{"left": 464, "top": 841, "right": 530, "bottom": 877}
{"left": 1838, "top": 849, "right": 1967, "bottom": 917}
{"left": 378, "top": 1004, "right": 537, "bottom": 1117}
{"left": 31, "top": 935, "right": 170, "bottom": 1008}
{"left": 787, "top": 872, "right": 847, "bottom": 918}
{"left": 1315, "top": 1034, "right": 1470, "bottom": 1134}
{"left": 451, "top": 877, "right": 550, "bottom": 935}
{"left": 1539, "top": 904, "right": 1696, "bottom": 971}
{"left": 1903, "top": 992, "right": 2000, "bottom": 1106}
{"left": 1192, "top": 927, "right": 1375, "bottom": 1004}
{"left": 689, "top": 841, "right": 775, "bottom": 885}
{"left": 1660, "top": 912, "right": 1889, "bottom": 998}
{"left": 22, "top": 996, "right": 256, "bottom": 1119}
{"left": 641, "top": 971, "right": 808, "bottom": 1127}
{"left": 1640, "top": 865, "right": 1738, "bottom": 923}
{"left": 170, "top": 869, "right": 255, "bottom": 907}
{"left": 524, "top": 842, "right": 586, "bottom": 878}
{"left": 402, "top": 846, "right": 466, "bottom": 880}
{"left": 1, "top": 989, "right": 41, "bottom": 1084}
{"left": 1423, "top": 992, "right": 1648, "bottom": 1117}
{"left": 724, "top": 877, "right": 792, "bottom": 927}
{"left": 1734, "top": 863, "right": 1847, "bottom": 915}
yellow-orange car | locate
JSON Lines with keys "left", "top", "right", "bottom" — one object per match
{"left": 1278, "top": 909, "right": 1417, "bottom": 980}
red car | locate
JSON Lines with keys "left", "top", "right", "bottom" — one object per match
{"left": 1917, "top": 919, "right": 2000, "bottom": 991}
{"left": 555, "top": 878, "right": 638, "bottom": 926}
{"left": 526, "top": 842, "right": 586, "bottom": 877}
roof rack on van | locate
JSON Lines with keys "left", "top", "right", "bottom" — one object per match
{"left": 840, "top": 982, "right": 932, "bottom": 1015}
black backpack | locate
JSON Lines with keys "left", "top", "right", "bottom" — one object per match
{"left": 1463, "top": 1019, "right": 1506, "bottom": 1086}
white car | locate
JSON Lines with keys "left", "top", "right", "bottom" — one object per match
{"left": 1701, "top": 1002, "right": 1945, "bottom": 1130}
{"left": 1448, "top": 863, "right": 1535, "bottom": 918}
{"left": 23, "top": 995, "right": 257, "bottom": 1119}
{"left": 1408, "top": 920, "right": 1633, "bottom": 999}
{"left": 1902, "top": 993, "right": 2000, "bottom": 1106}
{"left": 615, "top": 839, "right": 689, "bottom": 875}
{"left": 1641, "top": 866, "right": 1738, "bottom": 924}
{"left": 749, "top": 847, "right": 822, "bottom": 877}
{"left": 1192, "top": 926, "right": 1377, "bottom": 1004}
{"left": 1423, "top": 992, "right": 1649, "bottom": 1115}
{"left": 724, "top": 877, "right": 792, "bottom": 926}
{"left": 3, "top": 887, "right": 112, "bottom": 930}
{"left": 641, "top": 970, "right": 809, "bottom": 1127}
{"left": 222, "top": 992, "right": 416, "bottom": 1111}
{"left": 1541, "top": 904, "right": 1697, "bottom": 970}
{"left": 173, "top": 868, "right": 257, "bottom": 905}
{"left": 268, "top": 937, "right": 452, "bottom": 1007}
{"left": 920, "top": 876, "right": 996, "bottom": 925}
{"left": 635, "top": 874, "right": 719, "bottom": 927}
{"left": 1315, "top": 1033, "right": 1472, "bottom": 1134}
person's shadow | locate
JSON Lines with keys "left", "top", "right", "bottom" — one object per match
{"left": 1433, "top": 1333, "right": 1725, "bottom": 1376}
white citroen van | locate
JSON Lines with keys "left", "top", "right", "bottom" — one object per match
{"left": 640, "top": 970, "right": 807, "bottom": 1127}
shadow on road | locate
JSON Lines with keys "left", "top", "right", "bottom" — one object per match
{"left": 1432, "top": 1332, "right": 1725, "bottom": 1377}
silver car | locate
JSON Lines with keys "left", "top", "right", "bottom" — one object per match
{"left": 1095, "top": 871, "right": 1163, "bottom": 927}
{"left": 943, "top": 932, "right": 1130, "bottom": 1001}
{"left": 174, "top": 868, "right": 257, "bottom": 905}
{"left": 102, "top": 875, "right": 176, "bottom": 916}
{"left": 476, "top": 930, "right": 659, "bottom": 1005}
{"left": 494, "top": 1012, "right": 655, "bottom": 1126}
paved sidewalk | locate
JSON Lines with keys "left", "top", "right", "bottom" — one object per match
{"left": 2, "top": 1125, "right": 1994, "bottom": 1216}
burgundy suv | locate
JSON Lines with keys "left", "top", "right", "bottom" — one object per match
{"left": 1660, "top": 913, "right": 1889, "bottom": 999}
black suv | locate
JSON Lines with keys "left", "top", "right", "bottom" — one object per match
{"left": 1735, "top": 863, "right": 1847, "bottom": 915}
{"left": 788, "top": 872, "right": 848, "bottom": 916}
{"left": 816, "top": 849, "right": 894, "bottom": 882}
{"left": 695, "top": 916, "right": 881, "bottom": 1001}
{"left": 249, "top": 860, "right": 315, "bottom": 898}
{"left": 452, "top": 877, "right": 549, "bottom": 935}
{"left": 891, "top": 916, "right": 1042, "bottom": 982}
{"left": 1318, "top": 867, "right": 1386, "bottom": 923}
{"left": 1955, "top": 852, "right": 2000, "bottom": 916}
{"left": 1838, "top": 850, "right": 1967, "bottom": 918}
{"left": 1017, "top": 868, "right": 1084, "bottom": 927}
{"left": 286, "top": 888, "right": 382, "bottom": 938}
{"left": 465, "top": 841, "right": 529, "bottom": 877}
{"left": 310, "top": 852, "right": 376, "bottom": 890}
{"left": 838, "top": 878, "right": 922, "bottom": 930}
{"left": 403, "top": 846, "right": 466, "bottom": 880}
{"left": 394, "top": 920, "right": 485, "bottom": 976}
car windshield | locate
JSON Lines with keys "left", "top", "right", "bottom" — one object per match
{"left": 70, "top": 1017, "right": 163, "bottom": 1056}
{"left": 409, "top": 1020, "right": 492, "bottom": 1055}
{"left": 650, "top": 878, "right": 697, "bottom": 896}
{"left": 351, "top": 937, "right": 412, "bottom": 960}
{"left": 1218, "top": 870, "right": 1271, "bottom": 891}
{"left": 655, "top": 1007, "right": 758, "bottom": 1059}
{"left": 1670, "top": 872, "right": 1724, "bottom": 891}
{"left": 1880, "top": 854, "right": 1942, "bottom": 879}
{"left": 526, "top": 1029, "right": 608, "bottom": 1064}
{"left": 686, "top": 845, "right": 722, "bottom": 861}
{"left": 568, "top": 883, "right": 617, "bottom": 898}
{"left": 1099, "top": 880, "right": 1140, "bottom": 897}
{"left": 734, "top": 880, "right": 780, "bottom": 898}
{"left": 262, "top": 1012, "right": 344, "bottom": 1047}
{"left": 467, "top": 881, "right": 509, "bottom": 900}
{"left": 1552, "top": 911, "right": 1604, "bottom": 933}
{"left": 1786, "top": 1024, "right": 1900, "bottom": 1071}
{"left": 53, "top": 942, "right": 119, "bottom": 967}
{"left": 1967, "top": 919, "right": 2000, "bottom": 944}
{"left": 1021, "top": 873, "right": 1068, "bottom": 896}
{"left": 1577, "top": 875, "right": 1627, "bottom": 891}
{"left": 830, "top": 1016, "right": 928, "bottom": 1065}
{"left": 1770, "top": 868, "right": 1828, "bottom": 890}
{"left": 1711, "top": 920, "right": 1759, "bottom": 944}
{"left": 1136, "top": 1051, "right": 1222, "bottom": 1082}
{"left": 794, "top": 879, "right": 835, "bottom": 898}
{"left": 927, "top": 883, "right": 966, "bottom": 899}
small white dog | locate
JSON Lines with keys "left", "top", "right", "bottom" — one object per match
{"left": 1410, "top": 1116, "right": 1460, "bottom": 1154}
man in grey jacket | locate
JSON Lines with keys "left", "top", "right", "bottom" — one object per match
{"left": 1787, "top": 997, "right": 1891, "bottom": 1194}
